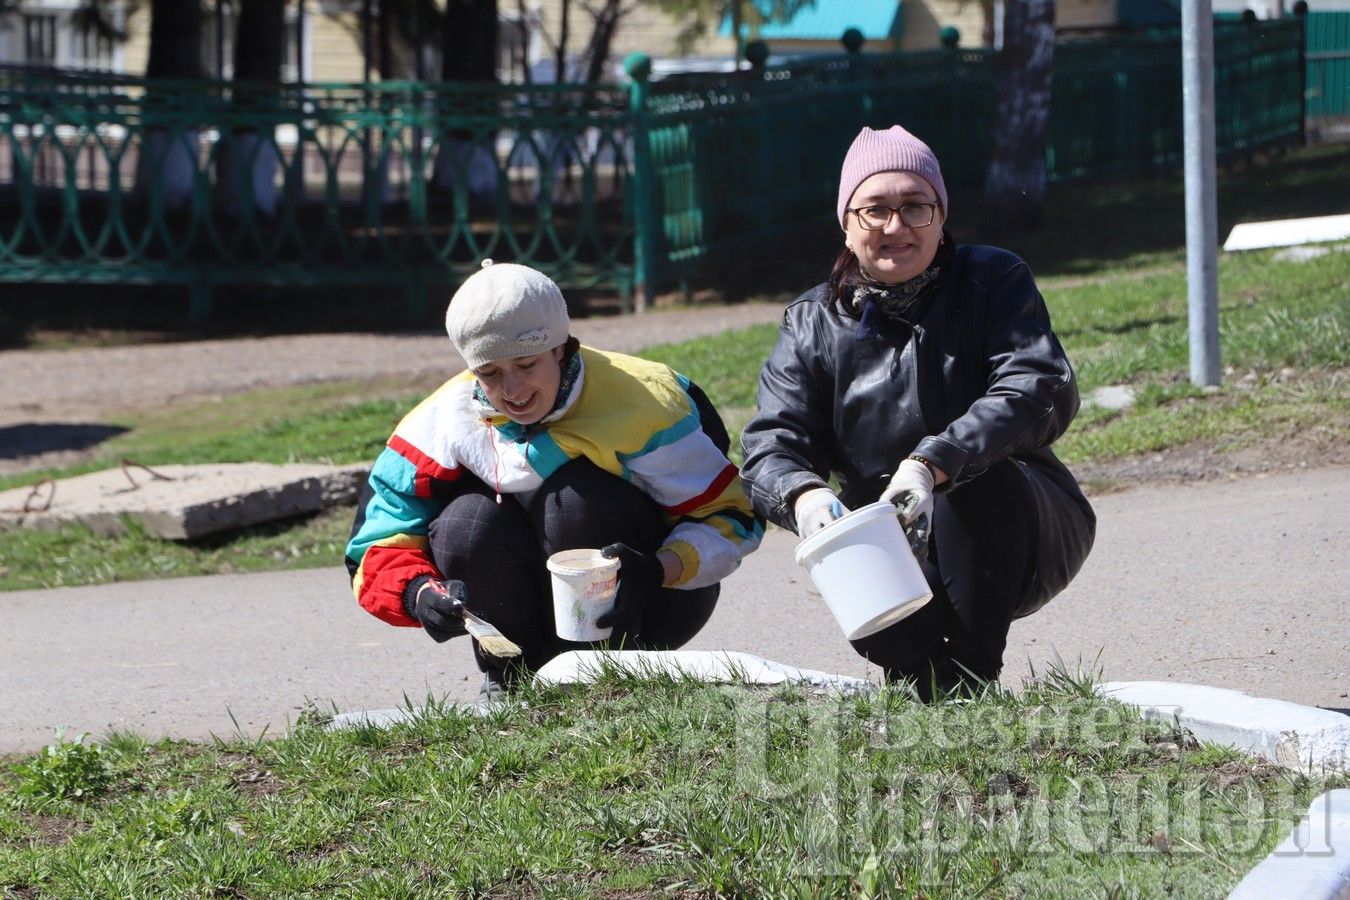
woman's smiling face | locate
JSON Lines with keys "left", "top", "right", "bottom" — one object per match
{"left": 473, "top": 345, "right": 567, "bottom": 424}
{"left": 843, "top": 170, "right": 945, "bottom": 284}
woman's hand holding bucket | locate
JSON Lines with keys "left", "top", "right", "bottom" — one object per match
{"left": 793, "top": 487, "right": 848, "bottom": 538}
{"left": 596, "top": 543, "right": 666, "bottom": 634}
{"left": 881, "top": 457, "right": 936, "bottom": 556}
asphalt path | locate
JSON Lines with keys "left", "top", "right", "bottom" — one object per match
{"left": 2, "top": 466, "right": 1346, "bottom": 756}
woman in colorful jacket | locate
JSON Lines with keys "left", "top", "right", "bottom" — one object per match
{"left": 346, "top": 262, "right": 763, "bottom": 697}
{"left": 740, "top": 125, "right": 1096, "bottom": 701}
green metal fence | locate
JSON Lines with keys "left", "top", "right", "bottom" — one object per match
{"left": 636, "top": 19, "right": 1306, "bottom": 294}
{"left": 1306, "top": 12, "right": 1350, "bottom": 118}
{"left": 0, "top": 19, "right": 1307, "bottom": 314}
{"left": 0, "top": 66, "right": 635, "bottom": 316}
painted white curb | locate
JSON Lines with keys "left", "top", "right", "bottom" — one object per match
{"left": 1096, "top": 681, "right": 1350, "bottom": 773}
{"left": 1223, "top": 214, "right": 1350, "bottom": 251}
{"left": 326, "top": 651, "right": 872, "bottom": 733}
{"left": 532, "top": 649, "right": 875, "bottom": 695}
{"left": 1228, "top": 789, "right": 1350, "bottom": 900}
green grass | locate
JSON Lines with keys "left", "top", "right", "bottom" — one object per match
{"left": 2, "top": 671, "right": 1343, "bottom": 897}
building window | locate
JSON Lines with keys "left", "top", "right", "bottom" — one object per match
{"left": 0, "top": 5, "right": 119, "bottom": 70}
{"left": 23, "top": 14, "right": 58, "bottom": 66}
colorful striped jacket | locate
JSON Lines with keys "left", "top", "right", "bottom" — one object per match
{"left": 345, "top": 346, "right": 764, "bottom": 626}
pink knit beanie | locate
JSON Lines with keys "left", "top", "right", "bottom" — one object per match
{"left": 836, "top": 125, "right": 948, "bottom": 227}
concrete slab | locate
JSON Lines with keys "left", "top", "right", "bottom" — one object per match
{"left": 1086, "top": 384, "right": 1137, "bottom": 411}
{"left": 1097, "top": 681, "right": 1350, "bottom": 773}
{"left": 1223, "top": 214, "right": 1350, "bottom": 251}
{"left": 1229, "top": 789, "right": 1350, "bottom": 900}
{"left": 0, "top": 462, "right": 368, "bottom": 540}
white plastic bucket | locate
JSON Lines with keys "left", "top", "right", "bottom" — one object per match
{"left": 793, "top": 501, "right": 933, "bottom": 641}
{"left": 546, "top": 548, "right": 621, "bottom": 642}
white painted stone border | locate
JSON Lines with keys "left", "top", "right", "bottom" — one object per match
{"left": 532, "top": 649, "right": 876, "bottom": 695}
{"left": 1097, "top": 681, "right": 1350, "bottom": 899}
{"left": 326, "top": 650, "right": 874, "bottom": 733}
{"left": 1228, "top": 789, "right": 1350, "bottom": 900}
{"left": 1223, "top": 214, "right": 1350, "bottom": 251}
{"left": 1096, "top": 681, "right": 1350, "bottom": 774}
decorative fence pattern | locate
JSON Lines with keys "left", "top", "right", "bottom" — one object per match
{"left": 0, "top": 18, "right": 1307, "bottom": 315}
{"left": 0, "top": 67, "right": 635, "bottom": 315}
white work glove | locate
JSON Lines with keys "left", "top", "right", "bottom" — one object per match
{"left": 793, "top": 487, "right": 847, "bottom": 538}
{"left": 880, "top": 458, "right": 934, "bottom": 557}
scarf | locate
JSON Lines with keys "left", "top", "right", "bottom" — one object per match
{"left": 848, "top": 265, "right": 941, "bottom": 340}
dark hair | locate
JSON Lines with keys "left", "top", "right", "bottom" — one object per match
{"left": 827, "top": 247, "right": 861, "bottom": 309}
{"left": 560, "top": 335, "right": 581, "bottom": 364}
{"left": 827, "top": 227, "right": 958, "bottom": 309}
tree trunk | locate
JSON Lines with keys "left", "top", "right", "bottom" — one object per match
{"left": 582, "top": 0, "right": 622, "bottom": 85}
{"left": 442, "top": 0, "right": 498, "bottom": 83}
{"left": 983, "top": 0, "right": 1054, "bottom": 229}
{"left": 435, "top": 0, "right": 499, "bottom": 199}
{"left": 145, "top": 0, "right": 203, "bottom": 80}
{"left": 555, "top": 0, "right": 571, "bottom": 81}
{"left": 136, "top": 0, "right": 204, "bottom": 211}
{"left": 218, "top": 0, "right": 286, "bottom": 218}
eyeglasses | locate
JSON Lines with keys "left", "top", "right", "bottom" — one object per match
{"left": 846, "top": 203, "right": 938, "bottom": 231}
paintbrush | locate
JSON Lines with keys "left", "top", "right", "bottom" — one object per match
{"left": 462, "top": 609, "right": 522, "bottom": 657}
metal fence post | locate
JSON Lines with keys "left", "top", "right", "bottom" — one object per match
{"left": 624, "top": 52, "right": 656, "bottom": 312}
{"left": 1182, "top": 0, "right": 1221, "bottom": 387}
{"left": 841, "top": 28, "right": 870, "bottom": 121}
{"left": 1294, "top": 2, "right": 1308, "bottom": 143}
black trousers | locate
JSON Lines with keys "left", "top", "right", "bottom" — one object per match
{"left": 849, "top": 459, "right": 1094, "bottom": 697}
{"left": 427, "top": 458, "right": 719, "bottom": 686}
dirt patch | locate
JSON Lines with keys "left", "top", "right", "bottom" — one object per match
{"left": 17, "top": 811, "right": 84, "bottom": 847}
{"left": 1072, "top": 429, "right": 1350, "bottom": 495}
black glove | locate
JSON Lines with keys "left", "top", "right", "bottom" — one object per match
{"left": 595, "top": 543, "right": 666, "bottom": 633}
{"left": 402, "top": 576, "right": 469, "bottom": 643}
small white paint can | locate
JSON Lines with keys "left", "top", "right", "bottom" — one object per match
{"left": 546, "top": 548, "right": 621, "bottom": 642}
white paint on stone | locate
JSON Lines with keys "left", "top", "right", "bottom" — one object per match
{"left": 1223, "top": 214, "right": 1350, "bottom": 252}
{"left": 533, "top": 649, "right": 876, "bottom": 695}
{"left": 1097, "top": 680, "right": 1350, "bottom": 773}
{"left": 1228, "top": 789, "right": 1350, "bottom": 900}
{"left": 0, "top": 462, "right": 368, "bottom": 540}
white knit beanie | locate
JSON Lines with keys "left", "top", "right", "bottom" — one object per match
{"left": 445, "top": 261, "right": 570, "bottom": 369}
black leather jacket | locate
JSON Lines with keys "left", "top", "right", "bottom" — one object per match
{"left": 741, "top": 242, "right": 1093, "bottom": 535}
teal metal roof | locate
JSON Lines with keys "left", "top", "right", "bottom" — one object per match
{"left": 720, "top": 0, "right": 902, "bottom": 41}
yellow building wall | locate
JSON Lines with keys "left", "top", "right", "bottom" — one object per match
{"left": 1057, "top": 0, "right": 1118, "bottom": 29}
{"left": 528, "top": 0, "right": 737, "bottom": 69}
{"left": 122, "top": 15, "right": 147, "bottom": 75}
{"left": 904, "top": 0, "right": 987, "bottom": 49}
{"left": 309, "top": 10, "right": 365, "bottom": 83}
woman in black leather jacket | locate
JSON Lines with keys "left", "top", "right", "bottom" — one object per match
{"left": 740, "top": 124, "right": 1096, "bottom": 700}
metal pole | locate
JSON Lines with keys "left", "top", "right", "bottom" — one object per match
{"left": 1182, "top": 0, "right": 1221, "bottom": 386}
